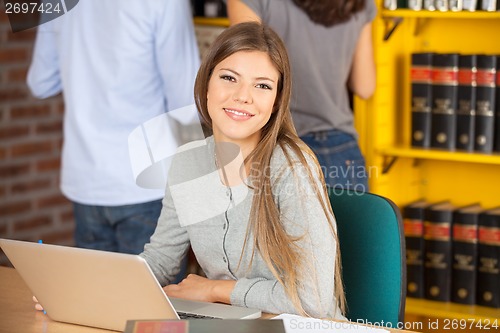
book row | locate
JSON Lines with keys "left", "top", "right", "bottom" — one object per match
{"left": 411, "top": 53, "right": 500, "bottom": 153}
{"left": 403, "top": 200, "right": 500, "bottom": 308}
{"left": 384, "top": 0, "right": 498, "bottom": 11}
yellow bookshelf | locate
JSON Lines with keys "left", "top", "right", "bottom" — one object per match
{"left": 193, "top": 17, "right": 230, "bottom": 27}
{"left": 382, "top": 9, "right": 500, "bottom": 19}
{"left": 357, "top": 2, "right": 500, "bottom": 330}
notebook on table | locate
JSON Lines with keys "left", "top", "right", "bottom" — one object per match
{"left": 0, "top": 238, "right": 261, "bottom": 331}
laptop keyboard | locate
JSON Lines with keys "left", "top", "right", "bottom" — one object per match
{"left": 177, "top": 312, "right": 222, "bottom": 320}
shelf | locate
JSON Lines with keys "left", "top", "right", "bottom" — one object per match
{"left": 406, "top": 298, "right": 500, "bottom": 321}
{"left": 378, "top": 146, "right": 500, "bottom": 165}
{"left": 381, "top": 9, "right": 500, "bottom": 40}
{"left": 193, "top": 17, "right": 230, "bottom": 27}
{"left": 382, "top": 9, "right": 500, "bottom": 19}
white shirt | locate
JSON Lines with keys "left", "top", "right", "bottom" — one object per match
{"left": 27, "top": 0, "right": 200, "bottom": 205}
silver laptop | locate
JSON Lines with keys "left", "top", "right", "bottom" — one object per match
{"left": 0, "top": 238, "right": 261, "bottom": 331}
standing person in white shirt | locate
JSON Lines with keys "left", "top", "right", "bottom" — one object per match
{"left": 27, "top": 0, "right": 200, "bottom": 263}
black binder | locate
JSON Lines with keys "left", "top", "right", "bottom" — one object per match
{"left": 411, "top": 53, "right": 433, "bottom": 148}
{"left": 424, "top": 201, "right": 455, "bottom": 302}
{"left": 474, "top": 55, "right": 497, "bottom": 153}
{"left": 456, "top": 55, "right": 477, "bottom": 151}
{"left": 404, "top": 200, "right": 428, "bottom": 298}
{"left": 477, "top": 207, "right": 500, "bottom": 308}
{"left": 431, "top": 54, "right": 459, "bottom": 150}
{"left": 451, "top": 204, "right": 481, "bottom": 305}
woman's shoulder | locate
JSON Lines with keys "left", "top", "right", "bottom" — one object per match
{"left": 176, "top": 137, "right": 212, "bottom": 153}
{"left": 269, "top": 141, "right": 320, "bottom": 180}
{"left": 168, "top": 137, "right": 215, "bottom": 183}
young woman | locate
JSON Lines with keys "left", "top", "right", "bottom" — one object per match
{"left": 140, "top": 22, "right": 346, "bottom": 319}
{"left": 227, "top": 0, "right": 377, "bottom": 191}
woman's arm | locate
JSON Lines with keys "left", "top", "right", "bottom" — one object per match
{"left": 164, "top": 274, "right": 236, "bottom": 303}
{"left": 347, "top": 22, "right": 376, "bottom": 99}
{"left": 140, "top": 185, "right": 191, "bottom": 286}
{"left": 227, "top": 0, "right": 261, "bottom": 25}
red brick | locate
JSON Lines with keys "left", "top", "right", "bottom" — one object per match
{"left": 6, "top": 29, "right": 35, "bottom": 42}
{"left": 0, "top": 147, "right": 6, "bottom": 159}
{"left": 0, "top": 10, "right": 9, "bottom": 24}
{"left": 10, "top": 104, "right": 50, "bottom": 119}
{"left": 0, "top": 224, "right": 7, "bottom": 237}
{"left": 10, "top": 179, "right": 51, "bottom": 194}
{"left": 37, "top": 194, "right": 69, "bottom": 209}
{"left": 13, "top": 215, "right": 52, "bottom": 232}
{"left": 36, "top": 158, "right": 60, "bottom": 171}
{"left": 0, "top": 47, "right": 29, "bottom": 63}
{"left": 11, "top": 140, "right": 52, "bottom": 157}
{"left": 0, "top": 201, "right": 31, "bottom": 215}
{"left": 36, "top": 120, "right": 62, "bottom": 134}
{"left": 6, "top": 67, "right": 28, "bottom": 82}
{"left": 57, "top": 101, "right": 65, "bottom": 114}
{"left": 39, "top": 229, "right": 74, "bottom": 245}
{"left": 60, "top": 210, "right": 74, "bottom": 224}
{"left": 0, "top": 163, "right": 30, "bottom": 178}
{"left": 54, "top": 138, "right": 63, "bottom": 152}
{"left": 0, "top": 125, "right": 30, "bottom": 139}
{"left": 0, "top": 185, "right": 6, "bottom": 198}
{"left": 0, "top": 87, "right": 29, "bottom": 102}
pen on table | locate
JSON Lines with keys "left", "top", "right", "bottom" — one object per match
{"left": 37, "top": 240, "right": 47, "bottom": 315}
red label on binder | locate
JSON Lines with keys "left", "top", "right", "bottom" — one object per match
{"left": 458, "top": 69, "right": 476, "bottom": 85}
{"left": 432, "top": 68, "right": 458, "bottom": 85}
{"left": 497, "top": 72, "right": 500, "bottom": 86}
{"left": 453, "top": 224, "right": 478, "bottom": 243}
{"left": 411, "top": 66, "right": 432, "bottom": 84}
{"left": 132, "top": 321, "right": 188, "bottom": 333}
{"left": 405, "top": 219, "right": 424, "bottom": 237}
{"left": 479, "top": 227, "right": 500, "bottom": 246}
{"left": 425, "top": 222, "right": 451, "bottom": 241}
{"left": 476, "top": 69, "right": 496, "bottom": 87}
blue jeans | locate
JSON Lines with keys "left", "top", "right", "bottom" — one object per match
{"left": 73, "top": 199, "right": 187, "bottom": 283}
{"left": 300, "top": 130, "right": 369, "bottom": 192}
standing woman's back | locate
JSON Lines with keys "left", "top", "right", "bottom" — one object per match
{"left": 228, "top": 0, "right": 377, "bottom": 190}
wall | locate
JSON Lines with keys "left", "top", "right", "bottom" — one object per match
{"left": 0, "top": 5, "right": 74, "bottom": 267}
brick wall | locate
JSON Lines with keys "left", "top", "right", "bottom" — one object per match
{"left": 0, "top": 5, "right": 74, "bottom": 267}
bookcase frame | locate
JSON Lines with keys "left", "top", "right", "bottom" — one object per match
{"left": 358, "top": 1, "right": 500, "bottom": 327}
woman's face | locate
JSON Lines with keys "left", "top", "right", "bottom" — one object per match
{"left": 207, "top": 50, "right": 279, "bottom": 150}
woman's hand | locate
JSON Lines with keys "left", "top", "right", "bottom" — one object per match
{"left": 163, "top": 274, "right": 236, "bottom": 304}
{"left": 32, "top": 296, "right": 44, "bottom": 311}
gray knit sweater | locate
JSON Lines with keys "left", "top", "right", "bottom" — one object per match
{"left": 140, "top": 136, "right": 344, "bottom": 319}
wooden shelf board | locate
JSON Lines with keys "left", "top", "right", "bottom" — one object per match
{"left": 382, "top": 9, "right": 500, "bottom": 19}
{"left": 378, "top": 146, "right": 500, "bottom": 165}
{"left": 193, "top": 17, "right": 230, "bottom": 27}
{"left": 406, "top": 298, "right": 500, "bottom": 321}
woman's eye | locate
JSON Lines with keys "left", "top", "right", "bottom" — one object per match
{"left": 220, "top": 75, "right": 235, "bottom": 82}
{"left": 256, "top": 83, "right": 272, "bottom": 90}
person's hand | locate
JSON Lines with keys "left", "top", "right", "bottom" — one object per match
{"left": 32, "top": 296, "right": 44, "bottom": 311}
{"left": 163, "top": 274, "right": 236, "bottom": 304}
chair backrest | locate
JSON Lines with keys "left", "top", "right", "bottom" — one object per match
{"left": 328, "top": 188, "right": 406, "bottom": 327}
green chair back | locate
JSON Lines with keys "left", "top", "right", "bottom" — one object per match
{"left": 328, "top": 188, "right": 406, "bottom": 327}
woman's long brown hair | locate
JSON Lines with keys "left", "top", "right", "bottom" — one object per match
{"left": 292, "top": 0, "right": 366, "bottom": 27}
{"left": 194, "top": 22, "right": 345, "bottom": 317}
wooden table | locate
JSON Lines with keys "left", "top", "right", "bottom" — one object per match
{"left": 0, "top": 266, "right": 417, "bottom": 333}
{"left": 0, "top": 266, "right": 110, "bottom": 333}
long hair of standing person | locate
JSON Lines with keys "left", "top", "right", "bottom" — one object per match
{"left": 194, "top": 21, "right": 346, "bottom": 317}
{"left": 292, "top": 0, "right": 366, "bottom": 26}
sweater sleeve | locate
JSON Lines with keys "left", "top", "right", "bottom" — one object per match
{"left": 140, "top": 183, "right": 191, "bottom": 286}
{"left": 230, "top": 152, "right": 344, "bottom": 319}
